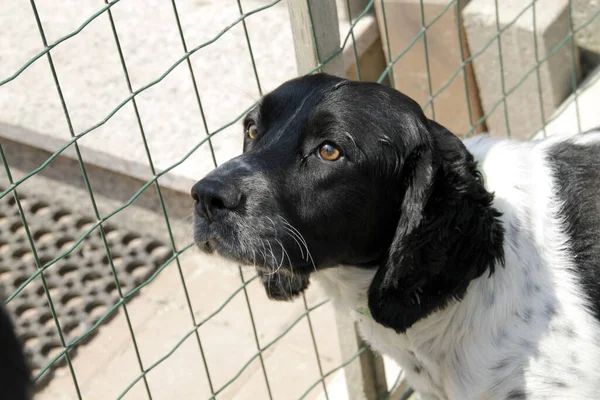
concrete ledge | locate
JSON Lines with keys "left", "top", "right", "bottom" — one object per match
{"left": 0, "top": 135, "right": 192, "bottom": 245}
{"left": 1, "top": 2, "right": 382, "bottom": 200}
{"left": 532, "top": 64, "right": 600, "bottom": 139}
{"left": 572, "top": 0, "right": 600, "bottom": 73}
{"left": 463, "top": 0, "right": 579, "bottom": 140}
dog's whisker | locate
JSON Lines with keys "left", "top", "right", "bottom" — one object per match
{"left": 277, "top": 239, "right": 293, "bottom": 274}
{"left": 267, "top": 216, "right": 292, "bottom": 267}
{"left": 259, "top": 239, "right": 270, "bottom": 273}
{"left": 267, "top": 240, "right": 287, "bottom": 276}
{"left": 270, "top": 215, "right": 304, "bottom": 259}
{"left": 259, "top": 239, "right": 266, "bottom": 262}
{"left": 283, "top": 227, "right": 305, "bottom": 259}
{"left": 284, "top": 226, "right": 307, "bottom": 260}
{"left": 267, "top": 217, "right": 304, "bottom": 272}
{"left": 284, "top": 224, "right": 306, "bottom": 258}
{"left": 281, "top": 218, "right": 316, "bottom": 270}
{"left": 266, "top": 240, "right": 276, "bottom": 266}
{"left": 285, "top": 223, "right": 313, "bottom": 265}
{"left": 276, "top": 239, "right": 288, "bottom": 269}
{"left": 183, "top": 212, "right": 195, "bottom": 223}
{"left": 259, "top": 240, "right": 273, "bottom": 294}
{"left": 281, "top": 218, "right": 304, "bottom": 245}
{"left": 264, "top": 240, "right": 280, "bottom": 277}
{"left": 266, "top": 216, "right": 278, "bottom": 233}
{"left": 287, "top": 273, "right": 293, "bottom": 296}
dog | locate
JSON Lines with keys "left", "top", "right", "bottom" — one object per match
{"left": 191, "top": 73, "right": 600, "bottom": 399}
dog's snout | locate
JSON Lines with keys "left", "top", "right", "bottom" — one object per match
{"left": 191, "top": 178, "right": 242, "bottom": 221}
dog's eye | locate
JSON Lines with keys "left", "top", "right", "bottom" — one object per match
{"left": 246, "top": 124, "right": 258, "bottom": 139}
{"left": 318, "top": 143, "right": 341, "bottom": 161}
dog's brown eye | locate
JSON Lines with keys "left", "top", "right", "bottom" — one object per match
{"left": 319, "top": 143, "right": 341, "bottom": 161}
{"left": 247, "top": 124, "right": 258, "bottom": 139}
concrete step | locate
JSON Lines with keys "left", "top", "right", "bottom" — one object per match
{"left": 532, "top": 64, "right": 600, "bottom": 139}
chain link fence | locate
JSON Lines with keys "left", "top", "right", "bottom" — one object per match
{"left": 1, "top": 0, "right": 599, "bottom": 399}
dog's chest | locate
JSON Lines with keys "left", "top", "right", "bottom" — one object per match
{"left": 354, "top": 313, "right": 451, "bottom": 399}
{"left": 314, "top": 265, "right": 600, "bottom": 400}
{"left": 314, "top": 268, "right": 450, "bottom": 398}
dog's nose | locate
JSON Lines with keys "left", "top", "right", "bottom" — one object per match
{"left": 191, "top": 178, "right": 242, "bottom": 221}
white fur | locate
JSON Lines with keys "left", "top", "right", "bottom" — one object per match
{"left": 316, "top": 132, "right": 600, "bottom": 399}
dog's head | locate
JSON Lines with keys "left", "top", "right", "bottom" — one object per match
{"left": 192, "top": 73, "right": 504, "bottom": 332}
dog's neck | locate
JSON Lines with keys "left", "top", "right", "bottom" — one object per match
{"left": 314, "top": 266, "right": 375, "bottom": 315}
{"left": 312, "top": 250, "right": 545, "bottom": 399}
{"left": 312, "top": 137, "right": 599, "bottom": 399}
{"left": 314, "top": 265, "right": 461, "bottom": 343}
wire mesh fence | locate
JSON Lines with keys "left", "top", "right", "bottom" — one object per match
{"left": 1, "top": 0, "right": 599, "bottom": 399}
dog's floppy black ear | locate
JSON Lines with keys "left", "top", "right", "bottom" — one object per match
{"left": 368, "top": 120, "right": 505, "bottom": 333}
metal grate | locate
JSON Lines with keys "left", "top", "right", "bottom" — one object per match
{"left": 0, "top": 184, "right": 171, "bottom": 386}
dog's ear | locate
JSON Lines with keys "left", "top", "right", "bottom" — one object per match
{"left": 368, "top": 120, "right": 505, "bottom": 333}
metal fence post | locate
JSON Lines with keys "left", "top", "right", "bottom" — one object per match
{"left": 287, "top": 1, "right": 388, "bottom": 398}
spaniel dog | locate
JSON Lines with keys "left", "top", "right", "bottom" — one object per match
{"left": 192, "top": 73, "right": 600, "bottom": 399}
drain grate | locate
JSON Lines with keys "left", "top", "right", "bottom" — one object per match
{"left": 0, "top": 185, "right": 172, "bottom": 385}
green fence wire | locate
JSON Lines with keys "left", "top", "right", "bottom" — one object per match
{"left": 1, "top": 0, "right": 599, "bottom": 399}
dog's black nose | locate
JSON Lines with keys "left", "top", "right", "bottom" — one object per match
{"left": 191, "top": 179, "right": 242, "bottom": 221}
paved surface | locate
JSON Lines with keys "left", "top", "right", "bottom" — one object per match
{"left": 1, "top": 166, "right": 350, "bottom": 400}
{"left": 37, "top": 251, "right": 344, "bottom": 400}
{"left": 0, "top": 0, "right": 298, "bottom": 194}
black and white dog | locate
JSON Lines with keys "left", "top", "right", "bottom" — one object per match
{"left": 192, "top": 73, "right": 600, "bottom": 399}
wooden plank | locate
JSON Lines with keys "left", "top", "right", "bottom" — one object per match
{"left": 335, "top": 313, "right": 388, "bottom": 400}
{"left": 374, "top": 0, "right": 486, "bottom": 136}
{"left": 288, "top": 0, "right": 345, "bottom": 75}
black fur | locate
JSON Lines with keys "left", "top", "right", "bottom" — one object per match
{"left": 549, "top": 139, "right": 600, "bottom": 321}
{"left": 505, "top": 389, "right": 527, "bottom": 399}
{"left": 258, "top": 270, "right": 309, "bottom": 301}
{"left": 0, "top": 300, "right": 31, "bottom": 400}
{"left": 367, "top": 119, "right": 505, "bottom": 332}
{"left": 191, "top": 73, "right": 505, "bottom": 332}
